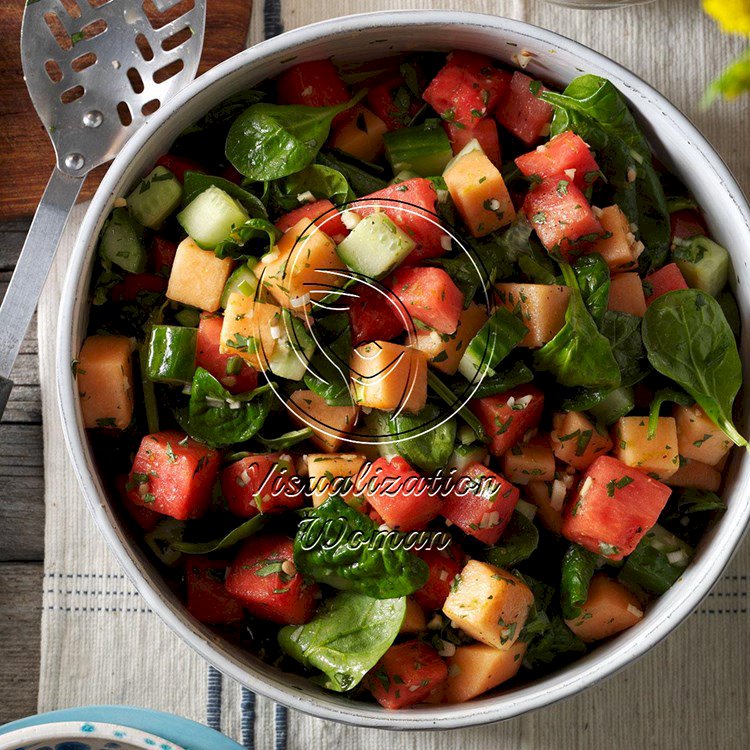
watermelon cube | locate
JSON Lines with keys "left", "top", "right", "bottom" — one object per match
{"left": 495, "top": 72, "right": 554, "bottom": 145}
{"left": 670, "top": 208, "right": 707, "bottom": 244}
{"left": 185, "top": 556, "right": 244, "bottom": 625}
{"left": 348, "top": 281, "right": 406, "bottom": 346}
{"left": 413, "top": 544, "right": 465, "bottom": 611}
{"left": 514, "top": 130, "right": 600, "bottom": 190}
{"left": 444, "top": 118, "right": 502, "bottom": 167}
{"left": 275, "top": 198, "right": 348, "bottom": 242}
{"left": 390, "top": 266, "right": 464, "bottom": 335}
{"left": 276, "top": 59, "right": 350, "bottom": 126}
{"left": 643, "top": 263, "right": 688, "bottom": 305}
{"left": 196, "top": 313, "right": 258, "bottom": 395}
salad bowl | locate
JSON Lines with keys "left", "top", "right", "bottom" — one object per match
{"left": 56, "top": 10, "right": 750, "bottom": 729}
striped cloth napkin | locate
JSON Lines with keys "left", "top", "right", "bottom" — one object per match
{"left": 38, "top": 1, "right": 750, "bottom": 747}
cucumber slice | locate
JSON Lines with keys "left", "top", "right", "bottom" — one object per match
{"left": 447, "top": 442, "right": 488, "bottom": 472}
{"left": 458, "top": 308, "right": 528, "bottom": 381}
{"left": 268, "top": 310, "right": 316, "bottom": 381}
{"left": 127, "top": 166, "right": 183, "bottom": 230}
{"left": 587, "top": 386, "right": 634, "bottom": 425}
{"left": 146, "top": 325, "right": 198, "bottom": 384}
{"left": 336, "top": 212, "right": 416, "bottom": 279}
{"left": 174, "top": 307, "right": 201, "bottom": 327}
{"left": 99, "top": 207, "right": 146, "bottom": 273}
{"left": 383, "top": 119, "right": 453, "bottom": 178}
{"left": 177, "top": 185, "right": 249, "bottom": 249}
{"left": 221, "top": 259, "right": 259, "bottom": 308}
{"left": 619, "top": 524, "right": 693, "bottom": 594}
{"left": 673, "top": 236, "right": 730, "bottom": 297}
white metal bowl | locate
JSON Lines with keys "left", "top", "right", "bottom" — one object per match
{"left": 56, "top": 10, "right": 750, "bottom": 729}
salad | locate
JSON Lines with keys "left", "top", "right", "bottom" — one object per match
{"left": 74, "top": 50, "right": 746, "bottom": 708}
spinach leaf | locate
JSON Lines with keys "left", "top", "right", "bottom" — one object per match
{"left": 257, "top": 427, "right": 314, "bottom": 450}
{"left": 560, "top": 544, "right": 599, "bottom": 621}
{"left": 294, "top": 497, "right": 429, "bottom": 598}
{"left": 542, "top": 75, "right": 670, "bottom": 273}
{"left": 458, "top": 360, "right": 534, "bottom": 400}
{"left": 428, "top": 370, "right": 487, "bottom": 443}
{"left": 182, "top": 172, "right": 268, "bottom": 218}
{"left": 486, "top": 511, "right": 539, "bottom": 568}
{"left": 316, "top": 151, "right": 388, "bottom": 196}
{"left": 663, "top": 488, "right": 727, "bottom": 546}
{"left": 182, "top": 368, "right": 272, "bottom": 448}
{"left": 304, "top": 329, "right": 354, "bottom": 406}
{"left": 573, "top": 253, "right": 610, "bottom": 328}
{"left": 534, "top": 263, "right": 621, "bottom": 390}
{"left": 523, "top": 616, "right": 586, "bottom": 668}
{"left": 172, "top": 515, "right": 266, "bottom": 554}
{"left": 213, "top": 218, "right": 280, "bottom": 260}
{"left": 642, "top": 289, "right": 747, "bottom": 448}
{"left": 227, "top": 93, "right": 365, "bottom": 182}
{"left": 601, "top": 310, "right": 649, "bottom": 387}
{"left": 271, "top": 164, "right": 355, "bottom": 212}
{"left": 390, "top": 403, "right": 457, "bottom": 473}
{"left": 648, "top": 386, "right": 693, "bottom": 439}
{"left": 278, "top": 591, "right": 404, "bottom": 692}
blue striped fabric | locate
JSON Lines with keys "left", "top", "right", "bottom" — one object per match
{"left": 207, "top": 666, "right": 223, "bottom": 731}
{"left": 274, "top": 704, "right": 289, "bottom": 750}
{"left": 241, "top": 687, "right": 256, "bottom": 750}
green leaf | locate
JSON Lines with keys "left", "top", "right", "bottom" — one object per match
{"left": 273, "top": 164, "right": 355, "bottom": 212}
{"left": 704, "top": 46, "right": 750, "bottom": 106}
{"left": 278, "top": 591, "right": 405, "bottom": 692}
{"left": 458, "top": 360, "right": 534, "bottom": 400}
{"left": 303, "top": 328, "right": 354, "bottom": 406}
{"left": 486, "top": 511, "right": 539, "bottom": 568}
{"left": 560, "top": 544, "right": 599, "bottom": 621}
{"left": 573, "top": 253, "right": 610, "bottom": 328}
{"left": 172, "top": 515, "right": 267, "bottom": 554}
{"left": 428, "top": 370, "right": 487, "bottom": 443}
{"left": 647, "top": 387, "right": 693, "bottom": 439}
{"left": 523, "top": 616, "right": 586, "bottom": 668}
{"left": 257, "top": 427, "right": 314, "bottom": 450}
{"left": 213, "top": 218, "right": 280, "bottom": 260}
{"left": 316, "top": 150, "right": 388, "bottom": 197}
{"left": 601, "top": 310, "right": 650, "bottom": 388}
{"left": 389, "top": 403, "right": 457, "bottom": 473}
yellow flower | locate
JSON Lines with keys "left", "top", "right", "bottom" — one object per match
{"left": 704, "top": 0, "right": 750, "bottom": 35}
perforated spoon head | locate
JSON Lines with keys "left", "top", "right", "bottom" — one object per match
{"left": 21, "top": 0, "right": 206, "bottom": 177}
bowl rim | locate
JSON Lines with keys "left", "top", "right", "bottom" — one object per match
{"left": 55, "top": 9, "right": 750, "bottom": 730}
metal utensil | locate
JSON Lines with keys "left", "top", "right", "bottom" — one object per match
{"left": 0, "top": 0, "right": 206, "bottom": 418}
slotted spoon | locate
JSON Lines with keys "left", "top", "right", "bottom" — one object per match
{"left": 0, "top": 0, "right": 206, "bottom": 418}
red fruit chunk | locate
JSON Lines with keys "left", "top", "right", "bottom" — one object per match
{"left": 390, "top": 266, "right": 464, "bottom": 335}
{"left": 423, "top": 51, "right": 511, "bottom": 129}
{"left": 366, "top": 641, "right": 448, "bottom": 709}
{"left": 110, "top": 273, "right": 166, "bottom": 303}
{"left": 276, "top": 59, "right": 350, "bottom": 126}
{"left": 515, "top": 130, "right": 600, "bottom": 190}
{"left": 348, "top": 282, "right": 405, "bottom": 346}
{"left": 358, "top": 457, "right": 441, "bottom": 531}
{"left": 225, "top": 535, "right": 319, "bottom": 625}
{"left": 470, "top": 385, "right": 545, "bottom": 457}
{"left": 670, "top": 208, "right": 707, "bottom": 244}
{"left": 275, "top": 198, "right": 348, "bottom": 242}
{"left": 152, "top": 236, "right": 178, "bottom": 273}
{"left": 413, "top": 544, "right": 464, "bottom": 611}
{"left": 440, "top": 462, "right": 519, "bottom": 545}
{"left": 196, "top": 313, "right": 258, "bottom": 395}
{"left": 643, "top": 263, "right": 688, "bottom": 305}
{"left": 524, "top": 177, "right": 602, "bottom": 259}
{"left": 495, "top": 72, "right": 554, "bottom": 145}
{"left": 155, "top": 154, "right": 203, "bottom": 183}
{"left": 221, "top": 453, "right": 304, "bottom": 518}
{"left": 445, "top": 118, "right": 502, "bottom": 167}
{"left": 562, "top": 455, "right": 672, "bottom": 560}
{"left": 185, "top": 557, "right": 244, "bottom": 625}
{"left": 126, "top": 431, "right": 220, "bottom": 520}
{"left": 116, "top": 475, "right": 160, "bottom": 531}
{"left": 367, "top": 74, "right": 423, "bottom": 130}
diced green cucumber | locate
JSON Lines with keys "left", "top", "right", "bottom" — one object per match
{"left": 619, "top": 524, "right": 693, "bottom": 594}
{"left": 177, "top": 185, "right": 249, "bottom": 249}
{"left": 457, "top": 423, "right": 478, "bottom": 445}
{"left": 673, "top": 236, "right": 730, "bottom": 297}
{"left": 221, "top": 259, "right": 259, "bottom": 308}
{"left": 443, "top": 137, "right": 484, "bottom": 174}
{"left": 144, "top": 518, "right": 186, "bottom": 566}
{"left": 458, "top": 308, "right": 528, "bottom": 381}
{"left": 336, "top": 212, "right": 415, "bottom": 279}
{"left": 99, "top": 207, "right": 146, "bottom": 273}
{"left": 146, "top": 325, "right": 198, "bottom": 384}
{"left": 587, "top": 386, "right": 635, "bottom": 425}
{"left": 389, "top": 169, "right": 420, "bottom": 185}
{"left": 174, "top": 307, "right": 201, "bottom": 327}
{"left": 268, "top": 310, "right": 315, "bottom": 381}
{"left": 383, "top": 119, "right": 453, "bottom": 178}
{"left": 447, "top": 442, "right": 488, "bottom": 472}
{"left": 127, "top": 166, "right": 183, "bottom": 230}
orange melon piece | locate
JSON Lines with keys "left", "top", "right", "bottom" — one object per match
{"left": 288, "top": 389, "right": 359, "bottom": 453}
{"left": 414, "top": 303, "right": 487, "bottom": 375}
{"left": 608, "top": 272, "right": 646, "bottom": 317}
{"left": 673, "top": 403, "right": 733, "bottom": 466}
{"left": 564, "top": 574, "right": 643, "bottom": 642}
{"left": 167, "top": 237, "right": 234, "bottom": 312}
{"left": 400, "top": 597, "right": 427, "bottom": 634}
{"left": 551, "top": 411, "right": 613, "bottom": 470}
{"left": 219, "top": 294, "right": 281, "bottom": 371}
{"left": 502, "top": 436, "right": 556, "bottom": 485}
{"left": 330, "top": 106, "right": 388, "bottom": 163}
{"left": 443, "top": 561, "right": 533, "bottom": 649}
{"left": 77, "top": 334, "right": 135, "bottom": 429}
{"left": 665, "top": 456, "right": 721, "bottom": 492}
{"left": 525, "top": 478, "right": 567, "bottom": 535}
{"left": 255, "top": 219, "right": 347, "bottom": 311}
{"left": 495, "top": 283, "right": 570, "bottom": 348}
{"left": 307, "top": 453, "right": 367, "bottom": 507}
{"left": 589, "top": 205, "right": 642, "bottom": 272}
{"left": 443, "top": 641, "right": 526, "bottom": 703}
{"left": 443, "top": 149, "right": 516, "bottom": 237}
{"left": 613, "top": 415, "right": 679, "bottom": 479}
{"left": 350, "top": 341, "right": 427, "bottom": 413}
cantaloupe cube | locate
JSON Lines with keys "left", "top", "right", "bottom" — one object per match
{"left": 330, "top": 106, "right": 388, "bottom": 163}
{"left": 525, "top": 478, "right": 567, "bottom": 535}
{"left": 613, "top": 416, "right": 679, "bottom": 479}
{"left": 288, "top": 389, "right": 359, "bottom": 453}
{"left": 220, "top": 294, "right": 281, "bottom": 371}
{"left": 608, "top": 272, "right": 646, "bottom": 317}
{"left": 502, "top": 436, "right": 555, "bottom": 485}
{"left": 414, "top": 303, "right": 487, "bottom": 375}
{"left": 167, "top": 237, "right": 234, "bottom": 312}
{"left": 673, "top": 403, "right": 733, "bottom": 466}
{"left": 400, "top": 597, "right": 427, "bottom": 634}
{"left": 77, "top": 334, "right": 135, "bottom": 429}
{"left": 564, "top": 574, "right": 643, "bottom": 642}
{"left": 443, "top": 641, "right": 526, "bottom": 703}
{"left": 443, "top": 150, "right": 516, "bottom": 237}
{"left": 255, "top": 219, "right": 347, "bottom": 311}
{"left": 350, "top": 341, "right": 427, "bottom": 413}
{"left": 665, "top": 456, "right": 721, "bottom": 492}
{"left": 443, "top": 561, "right": 534, "bottom": 649}
{"left": 551, "top": 411, "right": 613, "bottom": 470}
{"left": 495, "top": 283, "right": 570, "bottom": 348}
{"left": 589, "top": 205, "right": 642, "bottom": 272}
{"left": 307, "top": 453, "right": 367, "bottom": 507}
